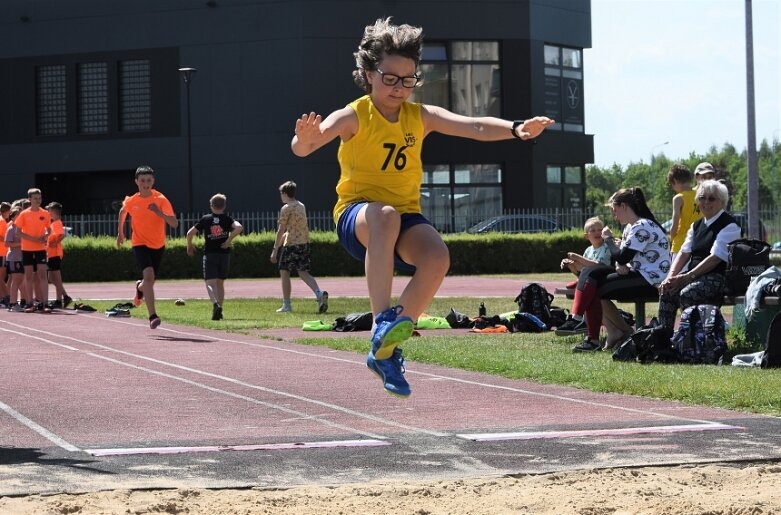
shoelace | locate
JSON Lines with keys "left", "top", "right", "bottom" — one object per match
{"left": 390, "top": 348, "right": 406, "bottom": 375}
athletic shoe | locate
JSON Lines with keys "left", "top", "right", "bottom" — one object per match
{"left": 572, "top": 338, "right": 601, "bottom": 353}
{"left": 62, "top": 295, "right": 73, "bottom": 309}
{"left": 318, "top": 291, "right": 329, "bottom": 314}
{"left": 276, "top": 304, "right": 292, "bottom": 313}
{"left": 366, "top": 348, "right": 411, "bottom": 398}
{"left": 554, "top": 316, "right": 587, "bottom": 336}
{"left": 149, "top": 315, "right": 161, "bottom": 329}
{"left": 23, "top": 304, "right": 36, "bottom": 313}
{"left": 212, "top": 303, "right": 223, "bottom": 321}
{"left": 105, "top": 308, "right": 131, "bottom": 317}
{"left": 370, "top": 306, "right": 414, "bottom": 361}
{"left": 9, "top": 304, "right": 24, "bottom": 313}
{"left": 41, "top": 304, "right": 53, "bottom": 314}
{"left": 133, "top": 280, "right": 144, "bottom": 307}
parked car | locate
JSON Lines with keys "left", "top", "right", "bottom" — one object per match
{"left": 466, "top": 214, "right": 561, "bottom": 234}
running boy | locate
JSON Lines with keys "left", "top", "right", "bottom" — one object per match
{"left": 117, "top": 165, "right": 178, "bottom": 329}
{"left": 291, "top": 17, "right": 553, "bottom": 397}
{"left": 46, "top": 202, "right": 72, "bottom": 308}
{"left": 667, "top": 164, "right": 700, "bottom": 263}
{"left": 270, "top": 181, "right": 328, "bottom": 314}
{"left": 15, "top": 188, "right": 51, "bottom": 313}
{"left": 186, "top": 193, "right": 243, "bottom": 321}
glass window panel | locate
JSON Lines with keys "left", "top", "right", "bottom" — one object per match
{"left": 544, "top": 45, "right": 560, "bottom": 65}
{"left": 563, "top": 123, "right": 584, "bottom": 133}
{"left": 451, "top": 64, "right": 501, "bottom": 116}
{"left": 546, "top": 166, "right": 562, "bottom": 184}
{"left": 457, "top": 185, "right": 502, "bottom": 231}
{"left": 564, "top": 166, "right": 582, "bottom": 184}
{"left": 119, "top": 59, "right": 151, "bottom": 132}
{"left": 422, "top": 43, "right": 448, "bottom": 61}
{"left": 562, "top": 69, "right": 582, "bottom": 79}
{"left": 454, "top": 164, "right": 502, "bottom": 184}
{"left": 562, "top": 48, "right": 581, "bottom": 68}
{"left": 452, "top": 41, "right": 499, "bottom": 61}
{"left": 410, "top": 63, "right": 448, "bottom": 106}
{"left": 420, "top": 186, "right": 453, "bottom": 230}
{"left": 36, "top": 65, "right": 67, "bottom": 136}
{"left": 423, "top": 164, "right": 450, "bottom": 184}
{"left": 77, "top": 62, "right": 109, "bottom": 134}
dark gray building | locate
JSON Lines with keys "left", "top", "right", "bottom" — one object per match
{"left": 0, "top": 0, "right": 592, "bottom": 231}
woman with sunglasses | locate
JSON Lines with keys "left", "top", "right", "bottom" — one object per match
{"left": 291, "top": 17, "right": 553, "bottom": 398}
{"left": 557, "top": 187, "right": 671, "bottom": 352}
{"left": 657, "top": 180, "right": 741, "bottom": 334}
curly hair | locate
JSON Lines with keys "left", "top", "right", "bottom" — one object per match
{"left": 666, "top": 163, "right": 692, "bottom": 186}
{"left": 352, "top": 17, "right": 423, "bottom": 93}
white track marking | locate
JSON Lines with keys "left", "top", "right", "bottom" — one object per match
{"left": 0, "top": 399, "right": 79, "bottom": 452}
{"left": 458, "top": 423, "right": 741, "bottom": 442}
{"left": 85, "top": 439, "right": 390, "bottom": 456}
{"left": 0, "top": 322, "right": 448, "bottom": 438}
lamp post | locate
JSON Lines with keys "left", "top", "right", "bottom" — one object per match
{"left": 650, "top": 141, "right": 669, "bottom": 166}
{"left": 178, "top": 67, "right": 197, "bottom": 213}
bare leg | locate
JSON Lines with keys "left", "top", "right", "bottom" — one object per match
{"left": 206, "top": 278, "right": 225, "bottom": 305}
{"left": 22, "top": 266, "right": 34, "bottom": 304}
{"left": 0, "top": 268, "right": 7, "bottom": 298}
{"left": 49, "top": 270, "right": 65, "bottom": 302}
{"left": 279, "top": 270, "right": 292, "bottom": 303}
{"left": 34, "top": 265, "right": 48, "bottom": 304}
{"left": 354, "top": 203, "right": 399, "bottom": 316}
{"left": 297, "top": 270, "right": 321, "bottom": 297}
{"left": 139, "top": 267, "right": 157, "bottom": 317}
{"left": 394, "top": 224, "right": 450, "bottom": 322}
{"left": 601, "top": 300, "right": 632, "bottom": 347}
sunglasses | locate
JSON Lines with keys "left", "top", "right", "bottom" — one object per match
{"left": 696, "top": 196, "right": 719, "bottom": 203}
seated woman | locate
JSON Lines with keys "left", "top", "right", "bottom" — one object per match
{"left": 657, "top": 179, "right": 741, "bottom": 334}
{"left": 556, "top": 187, "right": 671, "bottom": 352}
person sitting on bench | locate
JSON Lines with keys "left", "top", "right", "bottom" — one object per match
{"left": 657, "top": 180, "right": 740, "bottom": 335}
{"left": 556, "top": 187, "right": 670, "bottom": 352}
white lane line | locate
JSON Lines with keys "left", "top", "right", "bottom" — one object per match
{"left": 458, "top": 422, "right": 742, "bottom": 442}
{"left": 0, "top": 399, "right": 80, "bottom": 452}
{"left": 85, "top": 439, "right": 390, "bottom": 456}
{"left": 0, "top": 321, "right": 448, "bottom": 438}
{"left": 100, "top": 318, "right": 729, "bottom": 427}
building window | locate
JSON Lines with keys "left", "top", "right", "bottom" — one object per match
{"left": 77, "top": 62, "right": 109, "bottom": 134}
{"left": 411, "top": 41, "right": 500, "bottom": 117}
{"left": 421, "top": 163, "right": 503, "bottom": 232}
{"left": 547, "top": 164, "right": 583, "bottom": 208}
{"left": 119, "top": 59, "right": 152, "bottom": 132}
{"left": 36, "top": 65, "right": 68, "bottom": 136}
{"left": 543, "top": 44, "right": 584, "bottom": 133}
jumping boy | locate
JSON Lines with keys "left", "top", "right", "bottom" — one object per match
{"left": 270, "top": 181, "right": 328, "bottom": 314}
{"left": 186, "top": 193, "right": 243, "bottom": 321}
{"left": 15, "top": 188, "right": 51, "bottom": 313}
{"left": 290, "top": 17, "right": 553, "bottom": 397}
{"left": 46, "top": 202, "right": 72, "bottom": 308}
{"left": 117, "top": 165, "right": 178, "bottom": 329}
{"left": 668, "top": 164, "right": 701, "bottom": 264}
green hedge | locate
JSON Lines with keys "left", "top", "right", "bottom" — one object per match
{"left": 58, "top": 230, "right": 591, "bottom": 282}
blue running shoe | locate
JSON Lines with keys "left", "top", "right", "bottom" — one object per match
{"left": 367, "top": 348, "right": 411, "bottom": 398}
{"left": 371, "top": 306, "right": 414, "bottom": 360}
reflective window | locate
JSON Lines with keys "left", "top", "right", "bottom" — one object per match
{"left": 547, "top": 165, "right": 584, "bottom": 208}
{"left": 119, "top": 60, "right": 151, "bottom": 132}
{"left": 421, "top": 164, "right": 503, "bottom": 232}
{"left": 562, "top": 48, "right": 582, "bottom": 69}
{"left": 564, "top": 166, "right": 582, "bottom": 184}
{"left": 546, "top": 166, "right": 562, "bottom": 184}
{"left": 544, "top": 45, "right": 560, "bottom": 65}
{"left": 36, "top": 65, "right": 67, "bottom": 136}
{"left": 77, "top": 62, "right": 109, "bottom": 134}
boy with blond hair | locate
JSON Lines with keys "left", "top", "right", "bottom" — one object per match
{"left": 15, "top": 188, "right": 51, "bottom": 313}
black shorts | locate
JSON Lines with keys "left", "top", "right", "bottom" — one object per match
{"left": 6, "top": 261, "right": 23, "bottom": 275}
{"left": 47, "top": 256, "right": 62, "bottom": 271}
{"left": 132, "top": 245, "right": 165, "bottom": 274}
{"left": 203, "top": 253, "right": 230, "bottom": 280}
{"left": 278, "top": 243, "right": 311, "bottom": 272}
{"left": 22, "top": 250, "right": 48, "bottom": 270}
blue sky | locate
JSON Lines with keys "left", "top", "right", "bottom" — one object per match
{"left": 584, "top": 0, "right": 780, "bottom": 168}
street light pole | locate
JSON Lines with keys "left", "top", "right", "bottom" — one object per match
{"left": 650, "top": 141, "right": 669, "bottom": 166}
{"left": 178, "top": 67, "right": 197, "bottom": 214}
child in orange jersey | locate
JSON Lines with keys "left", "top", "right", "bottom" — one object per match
{"left": 4, "top": 207, "right": 25, "bottom": 311}
{"left": 14, "top": 188, "right": 52, "bottom": 313}
{"left": 117, "top": 166, "right": 178, "bottom": 329}
{"left": 45, "top": 202, "right": 72, "bottom": 309}
{"left": 0, "top": 202, "right": 10, "bottom": 307}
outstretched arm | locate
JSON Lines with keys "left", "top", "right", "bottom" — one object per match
{"left": 291, "top": 107, "right": 358, "bottom": 157}
{"left": 422, "top": 105, "right": 554, "bottom": 141}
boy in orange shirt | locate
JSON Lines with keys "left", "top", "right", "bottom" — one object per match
{"left": 0, "top": 202, "right": 10, "bottom": 307}
{"left": 14, "top": 188, "right": 52, "bottom": 313}
{"left": 46, "top": 202, "right": 72, "bottom": 308}
{"left": 117, "top": 166, "right": 178, "bottom": 329}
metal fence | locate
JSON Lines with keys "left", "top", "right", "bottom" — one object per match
{"left": 62, "top": 206, "right": 781, "bottom": 241}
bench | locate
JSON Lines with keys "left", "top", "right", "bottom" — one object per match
{"left": 554, "top": 287, "right": 780, "bottom": 345}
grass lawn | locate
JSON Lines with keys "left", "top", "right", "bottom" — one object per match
{"left": 97, "top": 274, "right": 781, "bottom": 417}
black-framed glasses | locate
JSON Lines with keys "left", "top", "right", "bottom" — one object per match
{"left": 375, "top": 67, "right": 420, "bottom": 88}
{"left": 696, "top": 195, "right": 719, "bottom": 203}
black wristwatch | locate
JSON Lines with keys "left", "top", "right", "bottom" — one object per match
{"left": 511, "top": 120, "right": 525, "bottom": 139}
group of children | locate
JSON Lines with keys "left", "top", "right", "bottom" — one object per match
{"left": 1, "top": 190, "right": 73, "bottom": 313}
{"left": 556, "top": 161, "right": 717, "bottom": 350}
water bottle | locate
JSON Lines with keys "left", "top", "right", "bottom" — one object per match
{"left": 478, "top": 302, "right": 486, "bottom": 317}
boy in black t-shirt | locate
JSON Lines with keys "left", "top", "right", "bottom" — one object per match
{"left": 186, "top": 193, "right": 243, "bottom": 320}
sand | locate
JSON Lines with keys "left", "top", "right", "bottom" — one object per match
{"left": 1, "top": 462, "right": 779, "bottom": 514}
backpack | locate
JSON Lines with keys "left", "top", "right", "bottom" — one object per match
{"left": 511, "top": 312, "right": 548, "bottom": 333}
{"left": 761, "top": 311, "right": 781, "bottom": 368}
{"left": 725, "top": 239, "right": 771, "bottom": 296}
{"left": 614, "top": 318, "right": 676, "bottom": 364}
{"left": 514, "top": 283, "right": 554, "bottom": 326}
{"left": 671, "top": 305, "right": 727, "bottom": 364}
{"left": 333, "top": 312, "right": 373, "bottom": 332}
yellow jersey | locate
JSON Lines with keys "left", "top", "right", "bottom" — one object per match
{"left": 671, "top": 189, "right": 702, "bottom": 253}
{"left": 334, "top": 95, "right": 424, "bottom": 223}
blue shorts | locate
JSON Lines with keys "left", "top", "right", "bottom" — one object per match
{"left": 336, "top": 202, "right": 433, "bottom": 273}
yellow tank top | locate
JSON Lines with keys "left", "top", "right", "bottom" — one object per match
{"left": 671, "top": 189, "right": 702, "bottom": 252}
{"left": 333, "top": 95, "right": 424, "bottom": 223}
